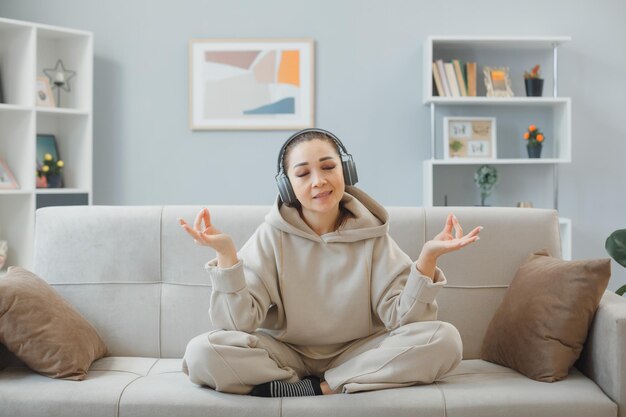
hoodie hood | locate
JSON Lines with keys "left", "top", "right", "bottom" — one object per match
{"left": 265, "top": 186, "right": 389, "bottom": 243}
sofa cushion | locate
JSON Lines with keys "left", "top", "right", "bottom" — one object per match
{"left": 437, "top": 360, "right": 616, "bottom": 417}
{"left": 0, "top": 267, "right": 107, "bottom": 380}
{"left": 480, "top": 250, "right": 610, "bottom": 382}
{"left": 0, "top": 356, "right": 162, "bottom": 417}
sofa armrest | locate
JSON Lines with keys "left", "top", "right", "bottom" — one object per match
{"left": 578, "top": 291, "right": 626, "bottom": 417}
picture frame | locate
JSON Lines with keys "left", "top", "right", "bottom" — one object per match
{"left": 36, "top": 133, "right": 64, "bottom": 187}
{"left": 0, "top": 158, "right": 19, "bottom": 189}
{"left": 483, "top": 66, "right": 514, "bottom": 97}
{"left": 35, "top": 76, "right": 56, "bottom": 107}
{"left": 189, "top": 38, "right": 314, "bottom": 130}
{"left": 443, "top": 117, "right": 497, "bottom": 160}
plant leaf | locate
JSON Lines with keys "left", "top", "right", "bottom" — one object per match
{"left": 616, "top": 284, "right": 626, "bottom": 296}
{"left": 606, "top": 229, "right": 626, "bottom": 268}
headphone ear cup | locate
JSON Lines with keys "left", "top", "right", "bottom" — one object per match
{"left": 276, "top": 172, "right": 298, "bottom": 205}
{"left": 342, "top": 158, "right": 359, "bottom": 186}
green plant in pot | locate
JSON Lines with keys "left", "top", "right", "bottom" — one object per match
{"left": 524, "top": 64, "right": 544, "bottom": 97}
{"left": 523, "top": 124, "right": 545, "bottom": 159}
{"left": 449, "top": 140, "right": 463, "bottom": 157}
{"left": 606, "top": 229, "right": 626, "bottom": 296}
{"left": 474, "top": 165, "right": 498, "bottom": 206}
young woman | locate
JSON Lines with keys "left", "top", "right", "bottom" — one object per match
{"left": 179, "top": 128, "right": 482, "bottom": 397}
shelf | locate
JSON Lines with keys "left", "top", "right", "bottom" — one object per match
{"left": 36, "top": 107, "right": 90, "bottom": 116}
{"left": 0, "top": 104, "right": 33, "bottom": 113}
{"left": 0, "top": 189, "right": 33, "bottom": 195}
{"left": 425, "top": 97, "right": 570, "bottom": 106}
{"left": 427, "top": 36, "right": 571, "bottom": 49}
{"left": 0, "top": 17, "right": 92, "bottom": 271}
{"left": 36, "top": 188, "right": 89, "bottom": 194}
{"left": 426, "top": 158, "right": 570, "bottom": 165}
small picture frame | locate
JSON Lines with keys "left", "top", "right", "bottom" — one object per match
{"left": 483, "top": 66, "right": 514, "bottom": 97}
{"left": 444, "top": 117, "right": 497, "bottom": 160}
{"left": 0, "top": 158, "right": 19, "bottom": 189}
{"left": 35, "top": 76, "right": 56, "bottom": 107}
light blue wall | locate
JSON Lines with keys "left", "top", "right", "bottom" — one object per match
{"left": 2, "top": 0, "right": 626, "bottom": 289}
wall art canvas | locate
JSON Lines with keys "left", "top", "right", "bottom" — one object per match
{"left": 190, "top": 38, "right": 314, "bottom": 130}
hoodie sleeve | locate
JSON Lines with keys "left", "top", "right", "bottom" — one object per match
{"left": 205, "top": 224, "right": 280, "bottom": 333}
{"left": 370, "top": 234, "right": 447, "bottom": 330}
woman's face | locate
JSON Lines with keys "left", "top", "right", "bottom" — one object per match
{"left": 286, "top": 139, "right": 345, "bottom": 217}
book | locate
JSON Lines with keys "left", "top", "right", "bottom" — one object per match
{"left": 444, "top": 62, "right": 460, "bottom": 97}
{"left": 466, "top": 62, "right": 477, "bottom": 96}
{"left": 452, "top": 60, "right": 467, "bottom": 97}
{"left": 432, "top": 62, "right": 445, "bottom": 96}
{"left": 436, "top": 59, "right": 451, "bottom": 97}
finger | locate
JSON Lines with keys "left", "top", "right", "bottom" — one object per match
{"left": 193, "top": 209, "right": 204, "bottom": 232}
{"left": 203, "top": 208, "right": 212, "bottom": 228}
{"left": 443, "top": 213, "right": 454, "bottom": 234}
{"left": 181, "top": 223, "right": 201, "bottom": 240}
{"left": 460, "top": 236, "right": 480, "bottom": 247}
{"left": 452, "top": 215, "right": 463, "bottom": 239}
{"left": 465, "top": 226, "right": 483, "bottom": 239}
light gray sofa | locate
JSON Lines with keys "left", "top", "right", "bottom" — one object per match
{"left": 0, "top": 205, "right": 624, "bottom": 417}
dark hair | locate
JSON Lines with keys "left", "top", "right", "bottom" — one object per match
{"left": 281, "top": 132, "right": 353, "bottom": 231}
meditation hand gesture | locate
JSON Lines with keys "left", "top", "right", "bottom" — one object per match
{"left": 179, "top": 208, "right": 238, "bottom": 268}
{"left": 416, "top": 213, "right": 482, "bottom": 279}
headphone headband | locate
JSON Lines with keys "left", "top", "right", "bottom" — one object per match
{"left": 276, "top": 128, "right": 351, "bottom": 175}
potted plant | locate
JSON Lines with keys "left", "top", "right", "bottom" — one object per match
{"left": 449, "top": 140, "right": 463, "bottom": 157}
{"left": 606, "top": 229, "right": 626, "bottom": 296}
{"left": 524, "top": 64, "right": 544, "bottom": 97}
{"left": 474, "top": 165, "right": 498, "bottom": 206}
{"left": 523, "top": 124, "right": 545, "bottom": 158}
{"left": 36, "top": 153, "right": 64, "bottom": 188}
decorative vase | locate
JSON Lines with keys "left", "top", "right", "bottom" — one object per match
{"left": 525, "top": 78, "right": 544, "bottom": 97}
{"left": 527, "top": 144, "right": 543, "bottom": 159}
{"left": 47, "top": 174, "right": 63, "bottom": 188}
{"left": 36, "top": 175, "right": 48, "bottom": 188}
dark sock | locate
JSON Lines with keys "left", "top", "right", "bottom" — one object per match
{"left": 250, "top": 375, "right": 323, "bottom": 397}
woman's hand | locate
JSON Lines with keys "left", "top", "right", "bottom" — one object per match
{"left": 179, "top": 208, "right": 238, "bottom": 268}
{"left": 416, "top": 213, "right": 483, "bottom": 279}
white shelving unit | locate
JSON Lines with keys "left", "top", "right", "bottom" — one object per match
{"left": 0, "top": 17, "right": 92, "bottom": 272}
{"left": 423, "top": 36, "right": 572, "bottom": 259}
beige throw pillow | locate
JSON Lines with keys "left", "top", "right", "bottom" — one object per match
{"left": 481, "top": 250, "right": 610, "bottom": 382}
{"left": 0, "top": 267, "right": 107, "bottom": 380}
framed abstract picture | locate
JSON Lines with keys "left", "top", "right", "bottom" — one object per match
{"left": 189, "top": 38, "right": 314, "bottom": 130}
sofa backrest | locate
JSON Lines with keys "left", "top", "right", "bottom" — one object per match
{"left": 34, "top": 205, "right": 561, "bottom": 359}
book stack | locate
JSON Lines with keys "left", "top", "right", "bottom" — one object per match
{"left": 432, "top": 59, "right": 477, "bottom": 97}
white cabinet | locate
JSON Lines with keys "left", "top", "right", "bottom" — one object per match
{"left": 0, "top": 17, "right": 92, "bottom": 272}
{"left": 423, "top": 36, "right": 572, "bottom": 259}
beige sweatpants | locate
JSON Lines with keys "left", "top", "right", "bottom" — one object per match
{"left": 182, "top": 320, "right": 462, "bottom": 394}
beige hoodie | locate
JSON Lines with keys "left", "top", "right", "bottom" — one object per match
{"left": 205, "top": 186, "right": 446, "bottom": 359}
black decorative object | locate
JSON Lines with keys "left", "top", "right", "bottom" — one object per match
{"left": 525, "top": 78, "right": 544, "bottom": 97}
{"left": 527, "top": 144, "right": 543, "bottom": 159}
{"left": 43, "top": 59, "right": 76, "bottom": 107}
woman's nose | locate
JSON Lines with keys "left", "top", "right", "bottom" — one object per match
{"left": 311, "top": 170, "right": 327, "bottom": 186}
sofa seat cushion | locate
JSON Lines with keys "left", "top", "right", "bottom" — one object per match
{"left": 0, "top": 364, "right": 141, "bottom": 417}
{"left": 437, "top": 360, "right": 617, "bottom": 417}
{"left": 0, "top": 358, "right": 616, "bottom": 417}
{"left": 117, "top": 358, "right": 281, "bottom": 417}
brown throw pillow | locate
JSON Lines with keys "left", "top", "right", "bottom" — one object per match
{"left": 481, "top": 249, "right": 610, "bottom": 382}
{"left": 0, "top": 267, "right": 107, "bottom": 380}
